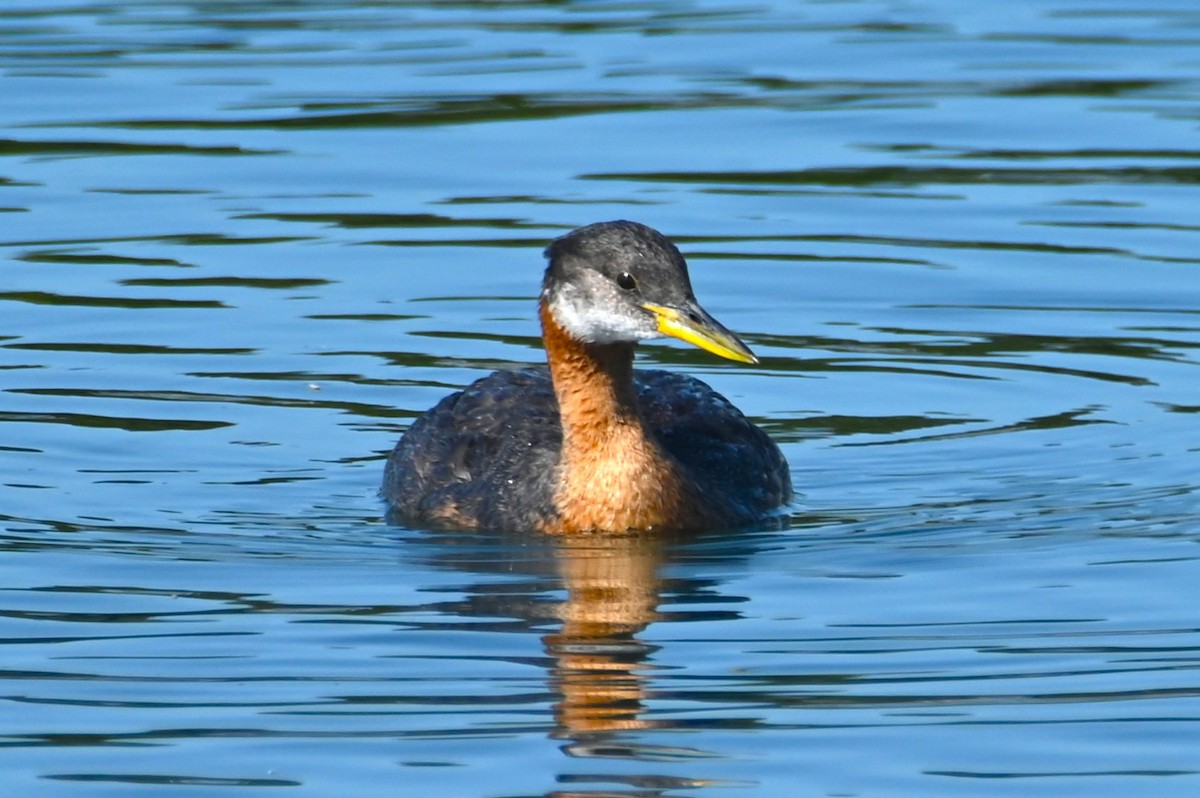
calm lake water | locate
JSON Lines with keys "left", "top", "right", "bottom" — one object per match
{"left": 3, "top": 1, "right": 1200, "bottom": 796}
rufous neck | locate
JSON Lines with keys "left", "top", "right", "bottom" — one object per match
{"left": 537, "top": 299, "right": 694, "bottom": 534}
{"left": 539, "top": 299, "right": 641, "bottom": 433}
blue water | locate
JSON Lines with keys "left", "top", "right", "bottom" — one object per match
{"left": 2, "top": 1, "right": 1199, "bottom": 796}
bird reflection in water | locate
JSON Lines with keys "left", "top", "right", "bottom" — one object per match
{"left": 400, "top": 522, "right": 780, "bottom": 789}
{"left": 544, "top": 532, "right": 726, "bottom": 777}
{"left": 399, "top": 524, "right": 769, "bottom": 794}
{"left": 546, "top": 533, "right": 664, "bottom": 741}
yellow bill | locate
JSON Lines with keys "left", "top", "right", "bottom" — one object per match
{"left": 642, "top": 302, "right": 759, "bottom": 364}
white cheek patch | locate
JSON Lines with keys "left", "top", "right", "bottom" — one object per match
{"left": 550, "top": 288, "right": 660, "bottom": 344}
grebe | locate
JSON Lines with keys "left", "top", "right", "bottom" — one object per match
{"left": 383, "top": 220, "right": 791, "bottom": 533}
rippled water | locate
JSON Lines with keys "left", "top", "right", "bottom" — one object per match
{"left": 3, "top": 2, "right": 1200, "bottom": 796}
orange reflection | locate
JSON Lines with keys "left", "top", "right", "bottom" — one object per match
{"left": 544, "top": 532, "right": 667, "bottom": 737}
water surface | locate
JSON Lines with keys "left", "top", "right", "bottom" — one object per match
{"left": 2, "top": 2, "right": 1199, "bottom": 796}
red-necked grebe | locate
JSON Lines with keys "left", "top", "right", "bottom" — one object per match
{"left": 383, "top": 220, "right": 791, "bottom": 533}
